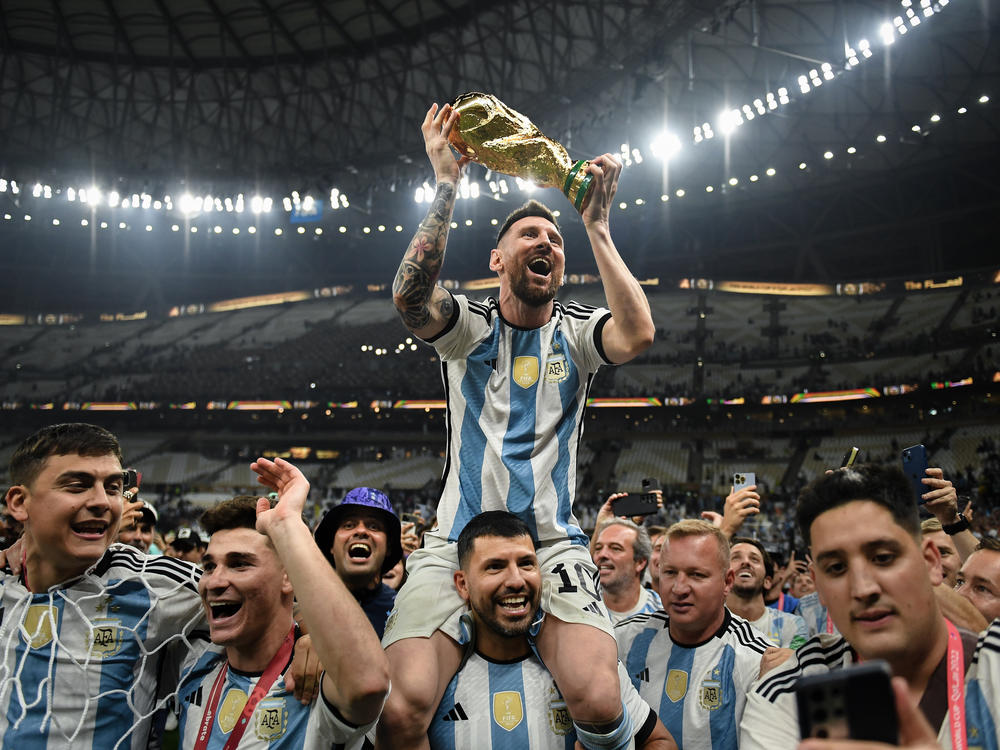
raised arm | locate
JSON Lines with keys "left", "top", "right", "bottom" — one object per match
{"left": 392, "top": 103, "right": 470, "bottom": 340}
{"left": 252, "top": 457, "right": 389, "bottom": 726}
{"left": 580, "top": 154, "right": 655, "bottom": 364}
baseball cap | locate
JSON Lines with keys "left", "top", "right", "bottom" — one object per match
{"left": 172, "top": 526, "right": 205, "bottom": 549}
{"left": 138, "top": 503, "right": 158, "bottom": 526}
{"left": 313, "top": 487, "right": 403, "bottom": 575}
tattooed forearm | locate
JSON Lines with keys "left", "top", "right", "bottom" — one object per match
{"left": 392, "top": 182, "right": 456, "bottom": 329}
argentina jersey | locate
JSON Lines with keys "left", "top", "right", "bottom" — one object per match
{"left": 177, "top": 649, "right": 372, "bottom": 750}
{"left": 0, "top": 545, "right": 207, "bottom": 750}
{"left": 425, "top": 294, "right": 612, "bottom": 545}
{"left": 796, "top": 591, "right": 838, "bottom": 637}
{"left": 429, "top": 652, "right": 656, "bottom": 750}
{"left": 965, "top": 620, "right": 1000, "bottom": 750}
{"left": 610, "top": 587, "right": 663, "bottom": 624}
{"left": 616, "top": 609, "right": 770, "bottom": 750}
{"left": 747, "top": 607, "right": 809, "bottom": 650}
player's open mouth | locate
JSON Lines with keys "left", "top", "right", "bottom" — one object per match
{"left": 71, "top": 520, "right": 109, "bottom": 538}
{"left": 527, "top": 258, "right": 551, "bottom": 277}
{"left": 497, "top": 595, "right": 530, "bottom": 614}
{"left": 209, "top": 601, "right": 243, "bottom": 620}
{"left": 348, "top": 542, "right": 372, "bottom": 560}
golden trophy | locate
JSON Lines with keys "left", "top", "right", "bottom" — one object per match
{"left": 447, "top": 92, "right": 594, "bottom": 212}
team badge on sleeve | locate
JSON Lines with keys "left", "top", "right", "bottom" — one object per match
{"left": 492, "top": 691, "right": 524, "bottom": 731}
{"left": 513, "top": 356, "right": 540, "bottom": 388}
{"left": 255, "top": 697, "right": 288, "bottom": 741}
{"left": 665, "top": 669, "right": 689, "bottom": 702}
{"left": 22, "top": 604, "right": 58, "bottom": 649}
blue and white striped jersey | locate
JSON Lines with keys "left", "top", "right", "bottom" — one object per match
{"left": 615, "top": 609, "right": 771, "bottom": 750}
{"left": 747, "top": 607, "right": 809, "bottom": 649}
{"left": 429, "top": 652, "right": 655, "bottom": 750}
{"left": 742, "top": 622, "right": 1000, "bottom": 750}
{"left": 177, "top": 648, "right": 375, "bottom": 749}
{"left": 425, "top": 294, "right": 612, "bottom": 545}
{"left": 0, "top": 544, "right": 208, "bottom": 750}
{"left": 795, "top": 591, "right": 838, "bottom": 637}
{"left": 610, "top": 587, "right": 663, "bottom": 625}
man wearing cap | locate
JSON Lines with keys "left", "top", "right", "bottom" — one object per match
{"left": 170, "top": 527, "right": 207, "bottom": 564}
{"left": 384, "top": 102, "right": 655, "bottom": 750}
{"left": 119, "top": 500, "right": 159, "bottom": 554}
{"left": 314, "top": 487, "right": 403, "bottom": 638}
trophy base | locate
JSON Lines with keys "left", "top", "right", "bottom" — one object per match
{"left": 562, "top": 160, "right": 594, "bottom": 212}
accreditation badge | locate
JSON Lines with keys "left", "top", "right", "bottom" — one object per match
{"left": 492, "top": 691, "right": 524, "bottom": 731}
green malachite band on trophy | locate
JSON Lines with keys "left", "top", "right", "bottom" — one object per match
{"left": 573, "top": 172, "right": 592, "bottom": 211}
{"left": 562, "top": 159, "right": 585, "bottom": 196}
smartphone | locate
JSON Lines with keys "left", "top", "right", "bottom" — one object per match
{"left": 401, "top": 512, "right": 424, "bottom": 527}
{"left": 840, "top": 447, "right": 859, "bottom": 468}
{"left": 901, "top": 444, "right": 928, "bottom": 504}
{"left": 641, "top": 477, "right": 661, "bottom": 503}
{"left": 122, "top": 468, "right": 141, "bottom": 491}
{"left": 611, "top": 492, "right": 659, "bottom": 517}
{"left": 733, "top": 472, "right": 756, "bottom": 491}
{"left": 796, "top": 661, "right": 898, "bottom": 743}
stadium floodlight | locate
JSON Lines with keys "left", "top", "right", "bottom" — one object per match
{"left": 248, "top": 226, "right": 257, "bottom": 234}
{"left": 414, "top": 186, "right": 425, "bottom": 204}
{"left": 911, "top": 124, "right": 921, "bottom": 132}
{"left": 233, "top": 227, "right": 240, "bottom": 235}
{"left": 67, "top": 188, "right": 76, "bottom": 202}
{"left": 282, "top": 196, "right": 293, "bottom": 212}
{"left": 100, "top": 221, "right": 108, "bottom": 229}
{"left": 315, "top": 227, "right": 322, "bottom": 235}
{"left": 957, "top": 107, "right": 967, "bottom": 114}
{"left": 798, "top": 162, "right": 807, "bottom": 170}
{"left": 171, "top": 224, "right": 179, "bottom": 232}
{"left": 847, "top": 146, "right": 857, "bottom": 153}
{"left": 131, "top": 194, "right": 139, "bottom": 207}
{"left": 650, "top": 131, "right": 682, "bottom": 160}
{"left": 81, "top": 219, "right": 89, "bottom": 227}
{"left": 470, "top": 181, "right": 481, "bottom": 198}
{"left": 824, "top": 151, "right": 834, "bottom": 159}
{"left": 141, "top": 194, "right": 151, "bottom": 209}
{"left": 301, "top": 195, "right": 314, "bottom": 212}
{"left": 190, "top": 226, "right": 197, "bottom": 233}
{"left": 33, "top": 183, "right": 42, "bottom": 197}
{"left": 145, "top": 224, "right": 152, "bottom": 231}
{"left": 296, "top": 226, "right": 305, "bottom": 234}
{"left": 153, "top": 200, "right": 162, "bottom": 210}
{"left": 705, "top": 185, "right": 714, "bottom": 192}
{"left": 179, "top": 193, "right": 194, "bottom": 214}
{"left": 930, "top": 114, "right": 941, "bottom": 122}
{"left": 876, "top": 134, "right": 887, "bottom": 142}
{"left": 121, "top": 198, "right": 130, "bottom": 209}
{"left": 718, "top": 109, "right": 742, "bottom": 135}
{"left": 118, "top": 222, "right": 126, "bottom": 229}
{"left": 363, "top": 226, "right": 371, "bottom": 234}
{"left": 660, "top": 194, "right": 669, "bottom": 201}
{"left": 52, "top": 219, "right": 60, "bottom": 226}
{"left": 395, "top": 225, "right": 403, "bottom": 232}
{"left": 749, "top": 175, "right": 759, "bottom": 182}
{"left": 676, "top": 188, "right": 686, "bottom": 197}
{"left": 728, "top": 177, "right": 738, "bottom": 186}
{"left": 766, "top": 167, "right": 776, "bottom": 176}
{"left": 0, "top": 179, "right": 7, "bottom": 193}
{"left": 880, "top": 23, "right": 895, "bottom": 45}
{"left": 9, "top": 180, "right": 18, "bottom": 194}
{"left": 251, "top": 195, "right": 264, "bottom": 214}
{"left": 980, "top": 95, "right": 990, "bottom": 104}
{"left": 274, "top": 228, "right": 282, "bottom": 236}
{"left": 631, "top": 148, "right": 643, "bottom": 164}
{"left": 339, "top": 226, "right": 347, "bottom": 233}
{"left": 263, "top": 197, "right": 273, "bottom": 212}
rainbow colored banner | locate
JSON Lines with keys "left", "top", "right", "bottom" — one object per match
{"left": 931, "top": 378, "right": 973, "bottom": 389}
{"left": 393, "top": 400, "right": 447, "bottom": 409}
{"left": 790, "top": 388, "right": 880, "bottom": 403}
{"left": 80, "top": 402, "right": 138, "bottom": 411}
{"left": 585, "top": 397, "right": 663, "bottom": 407}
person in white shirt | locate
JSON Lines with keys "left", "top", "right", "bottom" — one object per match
{"left": 726, "top": 537, "right": 808, "bottom": 649}
{"left": 593, "top": 519, "right": 662, "bottom": 623}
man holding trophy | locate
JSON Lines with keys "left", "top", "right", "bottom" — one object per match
{"left": 383, "top": 95, "right": 656, "bottom": 750}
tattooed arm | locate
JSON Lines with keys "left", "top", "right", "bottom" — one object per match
{"left": 392, "top": 103, "right": 470, "bottom": 339}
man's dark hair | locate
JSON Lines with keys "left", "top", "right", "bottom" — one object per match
{"left": 9, "top": 423, "right": 123, "bottom": 486}
{"left": 495, "top": 199, "right": 560, "bottom": 246}
{"left": 796, "top": 464, "right": 920, "bottom": 548}
{"left": 201, "top": 495, "right": 274, "bottom": 536}
{"left": 457, "top": 511, "right": 536, "bottom": 569}
{"left": 730, "top": 536, "right": 775, "bottom": 579}
{"left": 976, "top": 536, "right": 1000, "bottom": 553}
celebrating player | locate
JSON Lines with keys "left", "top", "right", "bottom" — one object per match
{"left": 382, "top": 101, "right": 655, "bottom": 750}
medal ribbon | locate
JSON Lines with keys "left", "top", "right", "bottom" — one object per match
{"left": 193, "top": 626, "right": 296, "bottom": 750}
{"left": 945, "top": 619, "right": 967, "bottom": 750}
{"left": 778, "top": 592, "right": 785, "bottom": 611}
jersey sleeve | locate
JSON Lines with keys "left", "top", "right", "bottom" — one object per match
{"left": 303, "top": 683, "right": 384, "bottom": 748}
{"left": 965, "top": 619, "right": 1000, "bottom": 750}
{"left": 617, "top": 661, "right": 655, "bottom": 742}
{"left": 560, "top": 301, "right": 614, "bottom": 372}
{"left": 423, "top": 293, "right": 492, "bottom": 360}
{"left": 786, "top": 613, "right": 810, "bottom": 650}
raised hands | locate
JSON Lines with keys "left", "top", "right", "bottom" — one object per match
{"left": 421, "top": 103, "right": 472, "bottom": 185}
{"left": 581, "top": 153, "right": 623, "bottom": 225}
{"left": 250, "top": 457, "right": 310, "bottom": 535}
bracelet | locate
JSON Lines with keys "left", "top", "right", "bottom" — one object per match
{"left": 942, "top": 516, "right": 970, "bottom": 535}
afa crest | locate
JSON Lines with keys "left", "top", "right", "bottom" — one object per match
{"left": 699, "top": 678, "right": 722, "bottom": 710}
{"left": 492, "top": 691, "right": 524, "bottom": 731}
{"left": 255, "top": 697, "right": 288, "bottom": 741}
{"left": 547, "top": 684, "right": 572, "bottom": 736}
{"left": 90, "top": 618, "right": 124, "bottom": 658}
{"left": 513, "top": 356, "right": 539, "bottom": 389}
{"left": 665, "top": 669, "right": 688, "bottom": 703}
{"left": 22, "top": 604, "right": 58, "bottom": 649}
{"left": 544, "top": 353, "right": 569, "bottom": 383}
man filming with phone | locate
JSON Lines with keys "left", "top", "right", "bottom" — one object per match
{"left": 740, "top": 464, "right": 999, "bottom": 750}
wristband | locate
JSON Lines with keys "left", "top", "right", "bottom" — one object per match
{"left": 942, "top": 516, "right": 970, "bottom": 535}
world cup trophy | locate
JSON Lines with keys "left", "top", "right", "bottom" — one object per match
{"left": 447, "top": 92, "right": 594, "bottom": 212}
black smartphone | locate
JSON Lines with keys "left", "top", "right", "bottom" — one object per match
{"left": 796, "top": 661, "right": 898, "bottom": 743}
{"left": 840, "top": 447, "right": 859, "bottom": 468}
{"left": 640, "top": 477, "right": 661, "bottom": 503}
{"left": 901, "top": 445, "right": 928, "bottom": 504}
{"left": 612, "top": 492, "right": 659, "bottom": 517}
{"left": 401, "top": 512, "right": 424, "bottom": 527}
{"left": 122, "top": 468, "right": 140, "bottom": 491}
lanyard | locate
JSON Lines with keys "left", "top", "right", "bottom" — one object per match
{"left": 193, "top": 627, "right": 295, "bottom": 750}
{"left": 825, "top": 612, "right": 834, "bottom": 634}
{"left": 945, "top": 619, "right": 967, "bottom": 750}
{"left": 778, "top": 592, "right": 785, "bottom": 611}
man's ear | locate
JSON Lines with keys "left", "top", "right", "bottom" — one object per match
{"left": 763, "top": 575, "right": 773, "bottom": 592}
{"left": 5, "top": 486, "right": 29, "bottom": 523}
{"left": 922, "top": 536, "right": 944, "bottom": 587}
{"left": 488, "top": 247, "right": 503, "bottom": 273}
{"left": 454, "top": 569, "right": 470, "bottom": 603}
{"left": 723, "top": 567, "right": 735, "bottom": 598}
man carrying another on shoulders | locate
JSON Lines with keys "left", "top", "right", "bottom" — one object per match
{"left": 430, "top": 510, "right": 674, "bottom": 750}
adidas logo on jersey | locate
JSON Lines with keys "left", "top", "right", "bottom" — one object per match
{"left": 582, "top": 601, "right": 604, "bottom": 616}
{"left": 634, "top": 667, "right": 650, "bottom": 682}
{"left": 442, "top": 703, "right": 469, "bottom": 721}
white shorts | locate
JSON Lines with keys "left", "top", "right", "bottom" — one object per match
{"left": 382, "top": 538, "right": 614, "bottom": 648}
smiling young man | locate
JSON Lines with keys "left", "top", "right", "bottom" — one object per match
{"left": 740, "top": 464, "right": 999, "bottom": 750}
{"left": 0, "top": 423, "right": 207, "bottom": 749}
{"left": 429, "top": 511, "right": 674, "bottom": 750}
{"left": 956, "top": 537, "right": 1000, "bottom": 626}
{"left": 615, "top": 520, "right": 773, "bottom": 750}
{"left": 313, "top": 487, "right": 404, "bottom": 637}
{"left": 382, "top": 102, "right": 655, "bottom": 750}
{"left": 726, "top": 537, "right": 808, "bottom": 649}
{"left": 177, "top": 460, "right": 389, "bottom": 749}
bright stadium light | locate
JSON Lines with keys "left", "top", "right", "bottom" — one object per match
{"left": 650, "top": 131, "right": 682, "bottom": 160}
